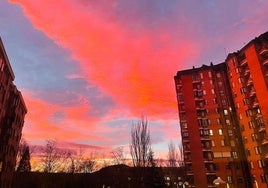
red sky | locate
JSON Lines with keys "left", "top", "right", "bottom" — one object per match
{"left": 1, "top": 0, "right": 268, "bottom": 159}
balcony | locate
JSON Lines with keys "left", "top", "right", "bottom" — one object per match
{"left": 240, "top": 59, "right": 248, "bottom": 66}
{"left": 247, "top": 79, "right": 253, "bottom": 86}
{"left": 192, "top": 79, "right": 201, "bottom": 84}
{"left": 260, "top": 47, "right": 268, "bottom": 55}
{"left": 262, "top": 138, "right": 268, "bottom": 145}
{"left": 196, "top": 106, "right": 206, "bottom": 111}
{"left": 259, "top": 126, "right": 266, "bottom": 133}
{"left": 263, "top": 59, "right": 268, "bottom": 66}
{"left": 244, "top": 69, "right": 250, "bottom": 76}
{"left": 249, "top": 90, "right": 256, "bottom": 97}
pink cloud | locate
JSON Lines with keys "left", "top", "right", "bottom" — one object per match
{"left": 21, "top": 90, "right": 110, "bottom": 145}
{"left": 9, "top": 0, "right": 199, "bottom": 121}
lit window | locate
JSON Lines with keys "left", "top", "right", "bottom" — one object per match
{"left": 208, "top": 71, "right": 212, "bottom": 78}
{"left": 232, "top": 151, "right": 238, "bottom": 158}
{"left": 209, "top": 130, "right": 213, "bottom": 135}
{"left": 226, "top": 119, "right": 230, "bottom": 125}
{"left": 218, "top": 129, "right": 223, "bottom": 135}
{"left": 223, "top": 109, "right": 228, "bottom": 115}
{"left": 216, "top": 73, "right": 221, "bottom": 78}
{"left": 221, "top": 140, "right": 225, "bottom": 146}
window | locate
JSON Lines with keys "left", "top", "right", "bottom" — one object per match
{"left": 223, "top": 109, "right": 228, "bottom": 115}
{"left": 251, "top": 133, "right": 258, "bottom": 141}
{"left": 209, "top": 130, "right": 213, "bottom": 135}
{"left": 254, "top": 146, "right": 261, "bottom": 155}
{"left": 218, "top": 129, "right": 223, "bottom": 135}
{"left": 178, "top": 94, "right": 183, "bottom": 101}
{"left": 216, "top": 118, "right": 221, "bottom": 124}
{"left": 0, "top": 59, "right": 4, "bottom": 72}
{"left": 230, "top": 140, "right": 235, "bottom": 147}
{"left": 203, "top": 90, "right": 206, "bottom": 95}
{"left": 216, "top": 73, "right": 221, "bottom": 78}
{"left": 228, "top": 130, "right": 233, "bottom": 136}
{"left": 222, "top": 99, "right": 227, "bottom": 105}
{"left": 249, "top": 161, "right": 254, "bottom": 169}
{"left": 240, "top": 87, "right": 247, "bottom": 94}
{"left": 246, "top": 149, "right": 251, "bottom": 156}
{"left": 221, "top": 140, "right": 225, "bottom": 146}
{"left": 181, "top": 122, "right": 188, "bottom": 129}
{"left": 232, "top": 151, "right": 238, "bottom": 158}
{"left": 258, "top": 160, "right": 265, "bottom": 168}
{"left": 211, "top": 141, "right": 215, "bottom": 147}
{"left": 208, "top": 71, "right": 212, "bottom": 78}
{"left": 200, "top": 73, "right": 203, "bottom": 79}
{"left": 218, "top": 81, "right": 223, "bottom": 87}
{"left": 238, "top": 77, "right": 244, "bottom": 84}
{"left": 192, "top": 73, "right": 199, "bottom": 81}
{"left": 227, "top": 176, "right": 232, "bottom": 183}
{"left": 211, "top": 89, "right": 215, "bottom": 94}
{"left": 226, "top": 119, "right": 230, "bottom": 125}
{"left": 261, "top": 174, "right": 268, "bottom": 183}
{"left": 210, "top": 80, "right": 213, "bottom": 85}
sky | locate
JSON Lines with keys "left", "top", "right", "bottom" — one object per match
{"left": 1, "top": 0, "right": 268, "bottom": 159}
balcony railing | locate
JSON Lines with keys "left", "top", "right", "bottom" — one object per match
{"left": 260, "top": 47, "right": 268, "bottom": 55}
{"left": 240, "top": 59, "right": 248, "bottom": 66}
{"left": 262, "top": 138, "right": 268, "bottom": 145}
{"left": 263, "top": 59, "right": 268, "bottom": 66}
{"left": 259, "top": 126, "right": 266, "bottom": 133}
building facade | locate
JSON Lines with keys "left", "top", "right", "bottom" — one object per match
{"left": 174, "top": 31, "right": 268, "bottom": 188}
{"left": 0, "top": 38, "right": 27, "bottom": 188}
{"left": 226, "top": 31, "right": 268, "bottom": 188}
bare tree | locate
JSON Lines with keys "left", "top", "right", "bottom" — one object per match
{"left": 111, "top": 146, "right": 125, "bottom": 165}
{"left": 130, "top": 116, "right": 151, "bottom": 167}
{"left": 74, "top": 149, "right": 97, "bottom": 173}
{"left": 79, "top": 159, "right": 96, "bottom": 173}
{"left": 41, "top": 139, "right": 64, "bottom": 172}
{"left": 167, "top": 140, "right": 178, "bottom": 167}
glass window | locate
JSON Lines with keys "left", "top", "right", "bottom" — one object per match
{"left": 209, "top": 130, "right": 213, "bottom": 135}
{"left": 218, "top": 129, "right": 223, "bottom": 135}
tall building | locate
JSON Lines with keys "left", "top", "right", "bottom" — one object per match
{"left": 174, "top": 31, "right": 268, "bottom": 188}
{"left": 226, "top": 31, "right": 268, "bottom": 188}
{"left": 0, "top": 38, "right": 27, "bottom": 188}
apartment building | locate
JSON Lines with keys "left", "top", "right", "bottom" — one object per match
{"left": 226, "top": 31, "right": 268, "bottom": 188}
{"left": 0, "top": 38, "right": 27, "bottom": 188}
{"left": 174, "top": 31, "right": 268, "bottom": 188}
{"left": 174, "top": 63, "right": 251, "bottom": 188}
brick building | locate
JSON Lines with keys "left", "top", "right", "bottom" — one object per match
{"left": 0, "top": 38, "right": 27, "bottom": 188}
{"left": 174, "top": 31, "right": 268, "bottom": 188}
